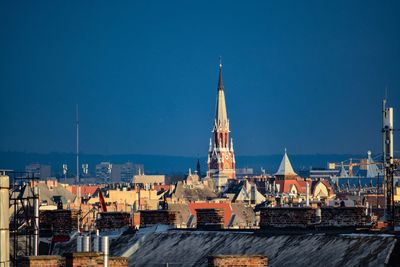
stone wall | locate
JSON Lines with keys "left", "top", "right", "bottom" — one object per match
{"left": 20, "top": 256, "right": 65, "bottom": 267}
{"left": 208, "top": 255, "right": 268, "bottom": 267}
{"left": 196, "top": 208, "right": 225, "bottom": 230}
{"left": 140, "top": 210, "right": 177, "bottom": 227}
{"left": 109, "top": 257, "right": 129, "bottom": 267}
{"left": 20, "top": 253, "right": 128, "bottom": 267}
{"left": 64, "top": 252, "right": 103, "bottom": 267}
{"left": 260, "top": 207, "right": 316, "bottom": 228}
{"left": 320, "top": 207, "right": 370, "bottom": 227}
{"left": 260, "top": 207, "right": 371, "bottom": 228}
{"left": 40, "top": 210, "right": 79, "bottom": 234}
{"left": 97, "top": 212, "right": 131, "bottom": 230}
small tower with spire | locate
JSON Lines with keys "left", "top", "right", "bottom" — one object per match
{"left": 275, "top": 148, "right": 297, "bottom": 180}
{"left": 207, "top": 59, "right": 236, "bottom": 190}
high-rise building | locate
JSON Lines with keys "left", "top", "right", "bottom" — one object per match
{"left": 120, "top": 162, "right": 143, "bottom": 182}
{"left": 95, "top": 162, "right": 144, "bottom": 183}
{"left": 95, "top": 162, "right": 113, "bottom": 182}
{"left": 207, "top": 63, "right": 236, "bottom": 190}
{"left": 25, "top": 163, "right": 51, "bottom": 180}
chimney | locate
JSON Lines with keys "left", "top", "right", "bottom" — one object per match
{"left": 93, "top": 229, "right": 100, "bottom": 252}
{"left": 316, "top": 208, "right": 322, "bottom": 224}
{"left": 76, "top": 235, "right": 83, "bottom": 252}
{"left": 0, "top": 174, "right": 10, "bottom": 266}
{"left": 82, "top": 235, "right": 91, "bottom": 252}
{"left": 101, "top": 236, "right": 109, "bottom": 267}
{"left": 306, "top": 182, "right": 310, "bottom": 207}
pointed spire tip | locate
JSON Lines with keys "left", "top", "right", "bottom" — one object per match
{"left": 217, "top": 57, "right": 224, "bottom": 90}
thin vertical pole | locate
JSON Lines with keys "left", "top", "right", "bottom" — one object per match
{"left": 76, "top": 104, "right": 80, "bottom": 185}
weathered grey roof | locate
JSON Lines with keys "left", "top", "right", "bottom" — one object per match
{"left": 168, "top": 203, "right": 194, "bottom": 227}
{"left": 172, "top": 182, "right": 217, "bottom": 201}
{"left": 20, "top": 183, "right": 76, "bottom": 205}
{"left": 110, "top": 230, "right": 398, "bottom": 267}
{"left": 230, "top": 203, "right": 256, "bottom": 227}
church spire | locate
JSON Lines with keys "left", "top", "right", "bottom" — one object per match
{"left": 208, "top": 59, "right": 236, "bottom": 188}
{"left": 218, "top": 57, "right": 224, "bottom": 91}
{"left": 215, "top": 59, "right": 228, "bottom": 130}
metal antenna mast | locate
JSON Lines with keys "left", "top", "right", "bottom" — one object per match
{"left": 382, "top": 96, "right": 395, "bottom": 227}
{"left": 76, "top": 104, "right": 80, "bottom": 185}
{"left": 76, "top": 104, "right": 81, "bottom": 209}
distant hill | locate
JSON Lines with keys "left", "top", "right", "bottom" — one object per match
{"left": 0, "top": 151, "right": 366, "bottom": 177}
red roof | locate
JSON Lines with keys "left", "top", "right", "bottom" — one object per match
{"left": 153, "top": 184, "right": 170, "bottom": 192}
{"left": 276, "top": 177, "right": 334, "bottom": 197}
{"left": 275, "top": 178, "right": 307, "bottom": 194}
{"left": 69, "top": 185, "right": 101, "bottom": 196}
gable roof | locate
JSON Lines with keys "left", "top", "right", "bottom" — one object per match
{"left": 275, "top": 178, "right": 306, "bottom": 194}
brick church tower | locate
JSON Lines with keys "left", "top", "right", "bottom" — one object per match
{"left": 207, "top": 62, "right": 236, "bottom": 190}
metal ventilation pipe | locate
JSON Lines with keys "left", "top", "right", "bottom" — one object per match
{"left": 316, "top": 208, "right": 322, "bottom": 224}
{"left": 76, "top": 235, "right": 83, "bottom": 252}
{"left": 306, "top": 182, "right": 310, "bottom": 207}
{"left": 0, "top": 175, "right": 10, "bottom": 267}
{"left": 93, "top": 230, "right": 100, "bottom": 252}
{"left": 101, "top": 236, "right": 109, "bottom": 267}
{"left": 33, "top": 186, "right": 39, "bottom": 256}
{"left": 83, "top": 235, "right": 91, "bottom": 252}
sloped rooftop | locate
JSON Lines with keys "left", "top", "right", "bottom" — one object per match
{"left": 110, "top": 230, "right": 398, "bottom": 267}
{"left": 172, "top": 181, "right": 217, "bottom": 201}
{"left": 51, "top": 225, "right": 399, "bottom": 267}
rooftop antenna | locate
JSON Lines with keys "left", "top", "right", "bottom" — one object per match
{"left": 382, "top": 88, "right": 395, "bottom": 227}
{"left": 76, "top": 104, "right": 82, "bottom": 232}
{"left": 76, "top": 104, "right": 80, "bottom": 185}
{"left": 76, "top": 104, "right": 81, "bottom": 209}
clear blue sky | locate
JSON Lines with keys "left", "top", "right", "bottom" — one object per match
{"left": 0, "top": 1, "right": 399, "bottom": 156}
